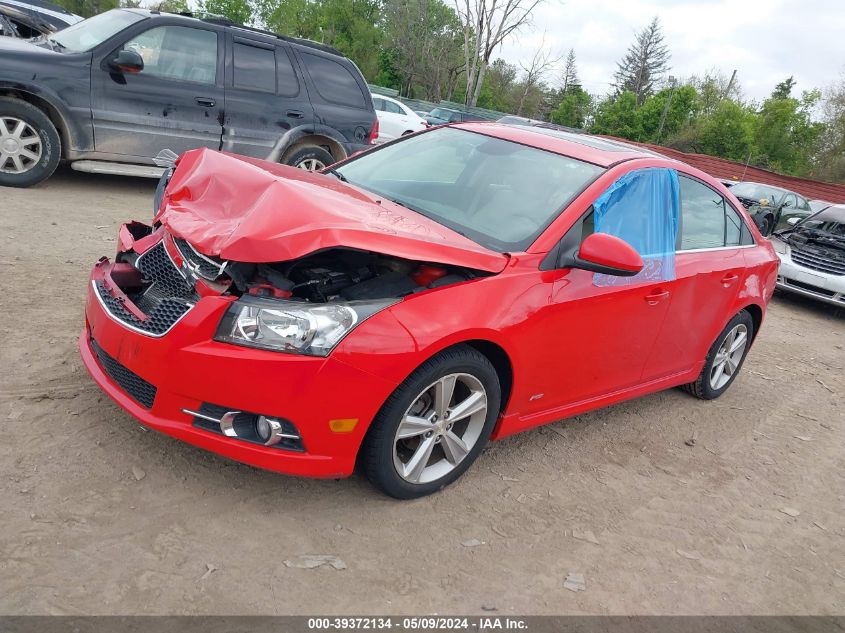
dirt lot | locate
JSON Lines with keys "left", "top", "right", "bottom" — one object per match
{"left": 1, "top": 167, "right": 843, "bottom": 616}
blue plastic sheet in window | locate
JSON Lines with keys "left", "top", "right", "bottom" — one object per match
{"left": 592, "top": 168, "right": 679, "bottom": 286}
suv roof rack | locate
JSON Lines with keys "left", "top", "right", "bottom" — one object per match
{"left": 171, "top": 10, "right": 343, "bottom": 57}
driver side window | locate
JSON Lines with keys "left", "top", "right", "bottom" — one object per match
{"left": 123, "top": 26, "right": 218, "bottom": 85}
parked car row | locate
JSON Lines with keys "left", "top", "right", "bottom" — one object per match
{"left": 0, "top": 8, "right": 378, "bottom": 187}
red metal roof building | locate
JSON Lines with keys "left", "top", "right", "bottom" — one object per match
{"left": 633, "top": 143, "right": 845, "bottom": 203}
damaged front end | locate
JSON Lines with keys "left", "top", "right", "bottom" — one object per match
{"left": 95, "top": 221, "right": 484, "bottom": 356}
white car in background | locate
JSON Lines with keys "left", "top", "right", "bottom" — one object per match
{"left": 371, "top": 94, "right": 427, "bottom": 142}
{"left": 771, "top": 203, "right": 845, "bottom": 307}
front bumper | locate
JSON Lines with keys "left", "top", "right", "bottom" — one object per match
{"left": 80, "top": 253, "right": 396, "bottom": 479}
{"left": 775, "top": 251, "right": 845, "bottom": 307}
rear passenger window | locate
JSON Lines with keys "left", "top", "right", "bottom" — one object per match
{"left": 300, "top": 52, "right": 366, "bottom": 107}
{"left": 234, "top": 42, "right": 275, "bottom": 92}
{"left": 275, "top": 47, "right": 299, "bottom": 97}
{"left": 679, "top": 175, "right": 752, "bottom": 250}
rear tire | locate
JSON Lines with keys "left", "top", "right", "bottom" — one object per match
{"left": 681, "top": 310, "right": 754, "bottom": 400}
{"left": 0, "top": 97, "right": 61, "bottom": 188}
{"left": 284, "top": 145, "right": 334, "bottom": 171}
{"left": 361, "top": 345, "right": 501, "bottom": 499}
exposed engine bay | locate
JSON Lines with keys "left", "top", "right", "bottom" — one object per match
{"left": 225, "top": 247, "right": 478, "bottom": 302}
{"left": 113, "top": 223, "right": 480, "bottom": 318}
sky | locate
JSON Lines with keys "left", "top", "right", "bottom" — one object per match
{"left": 497, "top": 0, "right": 845, "bottom": 103}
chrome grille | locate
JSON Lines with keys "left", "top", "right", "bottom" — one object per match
{"left": 96, "top": 241, "right": 197, "bottom": 336}
{"left": 790, "top": 249, "right": 845, "bottom": 275}
{"left": 173, "top": 236, "right": 227, "bottom": 281}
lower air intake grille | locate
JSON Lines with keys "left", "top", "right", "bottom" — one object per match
{"left": 91, "top": 338, "right": 157, "bottom": 409}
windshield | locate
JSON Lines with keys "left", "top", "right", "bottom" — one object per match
{"left": 49, "top": 9, "right": 144, "bottom": 52}
{"left": 335, "top": 127, "right": 605, "bottom": 252}
{"left": 730, "top": 182, "right": 787, "bottom": 203}
{"left": 428, "top": 108, "right": 454, "bottom": 120}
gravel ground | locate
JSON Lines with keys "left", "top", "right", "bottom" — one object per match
{"left": 1, "top": 167, "right": 843, "bottom": 615}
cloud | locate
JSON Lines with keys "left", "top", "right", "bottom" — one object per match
{"left": 497, "top": 0, "right": 845, "bottom": 101}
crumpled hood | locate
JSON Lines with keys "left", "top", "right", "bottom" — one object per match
{"left": 157, "top": 148, "right": 508, "bottom": 273}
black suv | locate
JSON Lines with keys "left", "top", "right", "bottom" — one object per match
{"left": 0, "top": 9, "right": 377, "bottom": 187}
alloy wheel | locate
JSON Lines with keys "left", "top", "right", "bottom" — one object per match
{"left": 392, "top": 373, "right": 488, "bottom": 484}
{"left": 296, "top": 158, "right": 326, "bottom": 171}
{"left": 0, "top": 117, "right": 42, "bottom": 174}
{"left": 709, "top": 323, "right": 748, "bottom": 390}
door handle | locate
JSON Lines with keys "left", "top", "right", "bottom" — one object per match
{"left": 195, "top": 97, "right": 216, "bottom": 107}
{"left": 644, "top": 289, "right": 670, "bottom": 305}
{"left": 286, "top": 110, "right": 304, "bottom": 119}
{"left": 720, "top": 273, "right": 740, "bottom": 286}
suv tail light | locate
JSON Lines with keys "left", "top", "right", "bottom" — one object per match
{"left": 367, "top": 117, "right": 379, "bottom": 145}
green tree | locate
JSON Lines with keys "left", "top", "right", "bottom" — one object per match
{"left": 613, "top": 16, "right": 671, "bottom": 105}
{"left": 51, "top": 0, "right": 118, "bottom": 18}
{"left": 259, "top": 0, "right": 383, "bottom": 80}
{"left": 695, "top": 99, "right": 756, "bottom": 161}
{"left": 590, "top": 91, "right": 642, "bottom": 139}
{"left": 550, "top": 86, "right": 591, "bottom": 128}
{"left": 811, "top": 71, "right": 845, "bottom": 182}
{"left": 475, "top": 58, "right": 518, "bottom": 112}
{"left": 157, "top": 0, "right": 190, "bottom": 13}
{"left": 637, "top": 84, "right": 696, "bottom": 142}
{"left": 198, "top": 0, "right": 254, "bottom": 24}
{"left": 754, "top": 88, "right": 823, "bottom": 174}
{"left": 771, "top": 76, "right": 797, "bottom": 100}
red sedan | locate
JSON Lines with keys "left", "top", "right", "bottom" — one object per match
{"left": 80, "top": 123, "right": 778, "bottom": 498}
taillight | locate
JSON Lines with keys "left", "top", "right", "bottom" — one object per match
{"left": 367, "top": 117, "right": 379, "bottom": 144}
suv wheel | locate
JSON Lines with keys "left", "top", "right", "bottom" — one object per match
{"left": 361, "top": 345, "right": 501, "bottom": 499}
{"left": 0, "top": 97, "right": 61, "bottom": 188}
{"left": 284, "top": 145, "right": 334, "bottom": 171}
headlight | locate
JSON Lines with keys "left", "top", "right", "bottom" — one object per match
{"left": 214, "top": 296, "right": 397, "bottom": 356}
{"left": 771, "top": 237, "right": 789, "bottom": 255}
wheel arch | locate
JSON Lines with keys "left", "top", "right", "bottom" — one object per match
{"left": 740, "top": 302, "right": 764, "bottom": 343}
{"left": 0, "top": 87, "right": 74, "bottom": 157}
{"left": 265, "top": 124, "right": 350, "bottom": 165}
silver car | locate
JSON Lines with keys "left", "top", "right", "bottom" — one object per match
{"left": 772, "top": 204, "right": 845, "bottom": 307}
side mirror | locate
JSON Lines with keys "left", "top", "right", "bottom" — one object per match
{"left": 787, "top": 216, "right": 801, "bottom": 226}
{"left": 109, "top": 49, "right": 144, "bottom": 74}
{"left": 573, "top": 233, "right": 644, "bottom": 277}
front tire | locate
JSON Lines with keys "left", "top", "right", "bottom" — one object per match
{"left": 361, "top": 345, "right": 501, "bottom": 499}
{"left": 681, "top": 310, "right": 754, "bottom": 400}
{"left": 284, "top": 145, "right": 334, "bottom": 171}
{"left": 0, "top": 97, "right": 61, "bottom": 188}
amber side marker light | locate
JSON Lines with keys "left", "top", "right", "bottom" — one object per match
{"left": 329, "top": 418, "right": 359, "bottom": 433}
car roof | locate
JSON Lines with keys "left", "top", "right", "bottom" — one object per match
{"left": 375, "top": 94, "right": 404, "bottom": 106}
{"left": 454, "top": 122, "right": 667, "bottom": 168}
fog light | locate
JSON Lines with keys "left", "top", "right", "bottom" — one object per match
{"left": 256, "top": 415, "right": 272, "bottom": 442}
{"left": 255, "top": 415, "right": 299, "bottom": 446}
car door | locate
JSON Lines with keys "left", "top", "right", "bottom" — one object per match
{"left": 642, "top": 174, "right": 754, "bottom": 380}
{"left": 90, "top": 22, "right": 224, "bottom": 159}
{"left": 222, "top": 36, "right": 314, "bottom": 159}
{"left": 522, "top": 168, "right": 679, "bottom": 415}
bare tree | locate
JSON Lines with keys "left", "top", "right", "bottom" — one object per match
{"left": 454, "top": 0, "right": 544, "bottom": 107}
{"left": 516, "top": 35, "right": 562, "bottom": 115}
{"left": 613, "top": 16, "right": 671, "bottom": 105}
